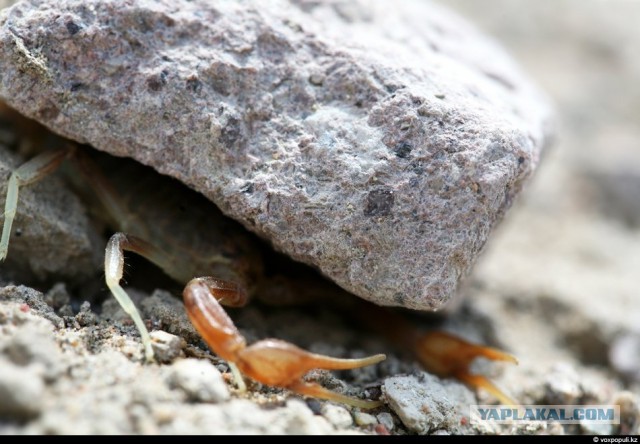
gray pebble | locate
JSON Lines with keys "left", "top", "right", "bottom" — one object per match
{"left": 150, "top": 330, "right": 184, "bottom": 363}
{"left": 166, "top": 358, "right": 230, "bottom": 403}
{"left": 383, "top": 373, "right": 474, "bottom": 434}
{"left": 377, "top": 412, "right": 395, "bottom": 432}
{"left": 75, "top": 301, "right": 97, "bottom": 326}
{"left": 610, "top": 333, "right": 640, "bottom": 382}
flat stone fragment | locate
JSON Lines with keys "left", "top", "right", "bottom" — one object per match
{"left": 383, "top": 373, "right": 476, "bottom": 435}
{"left": 0, "top": 0, "right": 553, "bottom": 309}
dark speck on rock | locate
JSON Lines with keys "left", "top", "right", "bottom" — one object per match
{"left": 185, "top": 74, "right": 202, "bottom": 93}
{"left": 220, "top": 116, "right": 242, "bottom": 146}
{"left": 393, "top": 141, "right": 413, "bottom": 159}
{"left": 65, "top": 21, "right": 81, "bottom": 35}
{"left": 147, "top": 70, "right": 169, "bottom": 92}
{"left": 364, "top": 189, "right": 394, "bottom": 217}
{"left": 70, "top": 82, "right": 84, "bottom": 92}
{"left": 305, "top": 398, "right": 323, "bottom": 415}
{"left": 240, "top": 182, "right": 254, "bottom": 194}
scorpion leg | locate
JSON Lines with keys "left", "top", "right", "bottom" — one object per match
{"left": 0, "top": 146, "right": 157, "bottom": 363}
{"left": 414, "top": 331, "right": 519, "bottom": 406}
{"left": 354, "top": 301, "right": 518, "bottom": 405}
{"left": 105, "top": 233, "right": 166, "bottom": 362}
{"left": 184, "top": 277, "right": 386, "bottom": 409}
{"left": 1, "top": 148, "right": 70, "bottom": 260}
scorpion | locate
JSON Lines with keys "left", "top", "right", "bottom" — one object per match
{"left": 0, "top": 103, "right": 517, "bottom": 409}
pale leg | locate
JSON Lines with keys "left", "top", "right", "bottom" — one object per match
{"left": 1, "top": 149, "right": 69, "bottom": 260}
{"left": 104, "top": 232, "right": 159, "bottom": 362}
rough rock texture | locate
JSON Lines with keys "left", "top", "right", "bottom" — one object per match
{"left": 383, "top": 373, "right": 477, "bottom": 435}
{"left": 0, "top": 0, "right": 552, "bottom": 310}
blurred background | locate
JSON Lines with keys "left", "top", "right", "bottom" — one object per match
{"left": 439, "top": 0, "right": 640, "bottom": 394}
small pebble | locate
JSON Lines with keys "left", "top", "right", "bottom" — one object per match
{"left": 544, "top": 364, "right": 582, "bottom": 404}
{"left": 150, "top": 330, "right": 184, "bottom": 363}
{"left": 305, "top": 398, "right": 323, "bottom": 415}
{"left": 75, "top": 301, "right": 97, "bottom": 326}
{"left": 320, "top": 403, "right": 353, "bottom": 429}
{"left": 377, "top": 412, "right": 395, "bottom": 431}
{"left": 353, "top": 411, "right": 378, "bottom": 427}
{"left": 374, "top": 424, "right": 390, "bottom": 435}
{"left": 166, "top": 358, "right": 229, "bottom": 403}
{"left": 609, "top": 333, "right": 640, "bottom": 382}
{"left": 58, "top": 305, "right": 74, "bottom": 318}
{"left": 383, "top": 373, "right": 474, "bottom": 434}
{"left": 308, "top": 73, "right": 325, "bottom": 85}
{"left": 432, "top": 429, "right": 450, "bottom": 435}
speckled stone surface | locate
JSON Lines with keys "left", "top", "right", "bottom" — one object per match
{"left": 0, "top": 0, "right": 552, "bottom": 309}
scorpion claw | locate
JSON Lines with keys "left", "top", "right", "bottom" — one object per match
{"left": 183, "top": 278, "right": 385, "bottom": 408}
{"left": 414, "top": 331, "right": 518, "bottom": 405}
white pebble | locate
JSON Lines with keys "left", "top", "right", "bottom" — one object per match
{"left": 166, "top": 358, "right": 229, "bottom": 403}
{"left": 354, "top": 411, "right": 378, "bottom": 427}
{"left": 321, "top": 403, "right": 353, "bottom": 429}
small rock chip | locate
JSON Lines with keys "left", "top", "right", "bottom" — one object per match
{"left": 609, "top": 332, "right": 640, "bottom": 383}
{"left": 376, "top": 412, "right": 395, "bottom": 432}
{"left": 166, "top": 358, "right": 230, "bottom": 403}
{"left": 320, "top": 403, "right": 353, "bottom": 429}
{"left": 383, "top": 373, "right": 475, "bottom": 435}
{"left": 75, "top": 301, "right": 97, "bottom": 326}
{"left": 353, "top": 411, "right": 378, "bottom": 427}
{"left": 277, "top": 400, "right": 335, "bottom": 435}
{"left": 150, "top": 330, "right": 184, "bottom": 363}
{"left": 432, "top": 429, "right": 450, "bottom": 436}
{"left": 374, "top": 423, "right": 390, "bottom": 435}
{"left": 543, "top": 364, "right": 582, "bottom": 405}
{"left": 305, "top": 398, "right": 323, "bottom": 415}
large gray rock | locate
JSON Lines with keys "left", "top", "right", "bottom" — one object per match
{"left": 0, "top": 0, "right": 552, "bottom": 309}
